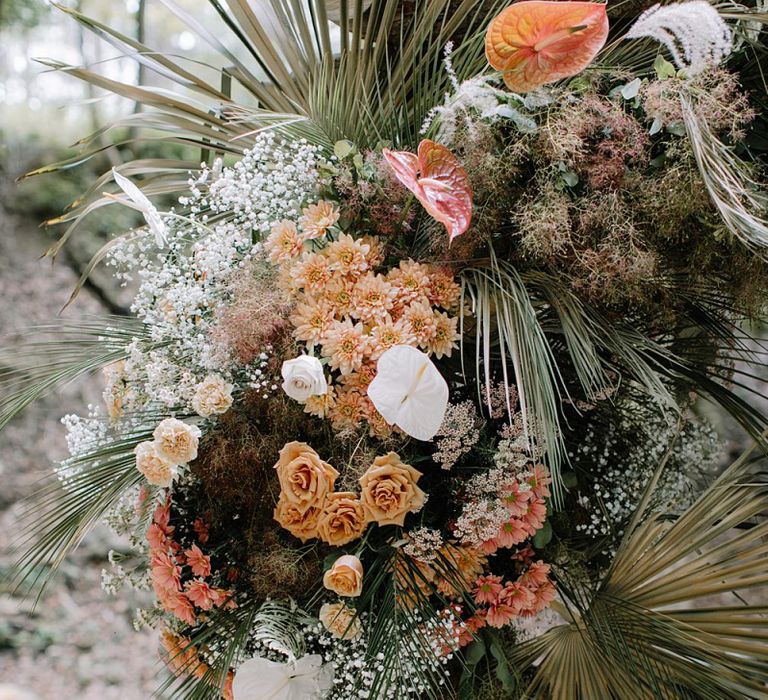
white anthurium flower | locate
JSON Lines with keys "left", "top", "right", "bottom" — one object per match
{"left": 281, "top": 355, "right": 328, "bottom": 403}
{"left": 232, "top": 654, "right": 334, "bottom": 700}
{"left": 110, "top": 168, "right": 167, "bottom": 247}
{"left": 367, "top": 344, "right": 449, "bottom": 441}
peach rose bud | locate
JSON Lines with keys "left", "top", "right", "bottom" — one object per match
{"left": 323, "top": 555, "right": 364, "bottom": 597}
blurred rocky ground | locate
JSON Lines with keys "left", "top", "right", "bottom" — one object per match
{"left": 0, "top": 207, "right": 158, "bottom": 699}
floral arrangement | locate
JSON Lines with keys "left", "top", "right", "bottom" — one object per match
{"left": 6, "top": 1, "right": 768, "bottom": 698}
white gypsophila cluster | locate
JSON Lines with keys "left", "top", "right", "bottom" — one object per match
{"left": 626, "top": 2, "right": 732, "bottom": 76}
{"left": 105, "top": 133, "right": 327, "bottom": 413}
{"left": 302, "top": 623, "right": 374, "bottom": 699}
{"left": 509, "top": 603, "right": 563, "bottom": 643}
{"left": 572, "top": 410, "right": 722, "bottom": 546}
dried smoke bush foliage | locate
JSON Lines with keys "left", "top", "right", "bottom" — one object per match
{"left": 212, "top": 262, "right": 293, "bottom": 365}
{"left": 538, "top": 93, "right": 650, "bottom": 190}
{"left": 513, "top": 180, "right": 573, "bottom": 262}
{"left": 247, "top": 530, "right": 324, "bottom": 599}
{"left": 641, "top": 68, "right": 756, "bottom": 139}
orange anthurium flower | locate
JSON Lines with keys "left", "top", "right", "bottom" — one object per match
{"left": 486, "top": 1, "right": 609, "bottom": 92}
{"left": 382, "top": 140, "right": 472, "bottom": 244}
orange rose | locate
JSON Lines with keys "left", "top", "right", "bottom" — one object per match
{"left": 318, "top": 492, "right": 368, "bottom": 546}
{"left": 274, "top": 441, "right": 338, "bottom": 514}
{"left": 323, "top": 555, "right": 364, "bottom": 597}
{"left": 359, "top": 452, "right": 426, "bottom": 526}
{"left": 273, "top": 495, "right": 323, "bottom": 542}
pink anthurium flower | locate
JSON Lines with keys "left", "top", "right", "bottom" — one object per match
{"left": 485, "top": 1, "right": 609, "bottom": 92}
{"left": 382, "top": 139, "right": 472, "bottom": 244}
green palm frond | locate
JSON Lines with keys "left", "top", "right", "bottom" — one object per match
{"left": 513, "top": 439, "right": 768, "bottom": 699}
{"left": 9, "top": 426, "right": 154, "bottom": 599}
{"left": 0, "top": 317, "right": 148, "bottom": 430}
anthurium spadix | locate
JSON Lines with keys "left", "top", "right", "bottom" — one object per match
{"left": 367, "top": 345, "right": 449, "bottom": 441}
{"left": 109, "top": 168, "right": 168, "bottom": 247}
{"left": 232, "top": 654, "right": 334, "bottom": 700}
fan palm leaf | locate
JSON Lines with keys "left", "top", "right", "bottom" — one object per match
{"left": 512, "top": 439, "right": 768, "bottom": 699}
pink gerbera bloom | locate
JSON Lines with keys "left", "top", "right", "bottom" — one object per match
{"left": 503, "top": 581, "right": 536, "bottom": 615}
{"left": 185, "top": 579, "right": 217, "bottom": 611}
{"left": 494, "top": 517, "right": 529, "bottom": 549}
{"left": 146, "top": 522, "right": 169, "bottom": 550}
{"left": 520, "top": 561, "right": 551, "bottom": 588}
{"left": 193, "top": 518, "right": 210, "bottom": 545}
{"left": 473, "top": 574, "right": 504, "bottom": 605}
{"left": 526, "top": 465, "right": 552, "bottom": 498}
{"left": 486, "top": 602, "right": 517, "bottom": 628}
{"left": 185, "top": 543, "right": 212, "bottom": 578}
{"left": 164, "top": 591, "right": 197, "bottom": 625}
{"left": 522, "top": 498, "right": 547, "bottom": 534}
{"left": 151, "top": 550, "right": 181, "bottom": 593}
{"left": 501, "top": 481, "right": 530, "bottom": 517}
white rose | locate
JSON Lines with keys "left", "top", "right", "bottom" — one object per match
{"left": 281, "top": 356, "right": 328, "bottom": 403}
{"left": 192, "top": 374, "right": 234, "bottom": 417}
{"left": 152, "top": 418, "right": 202, "bottom": 464}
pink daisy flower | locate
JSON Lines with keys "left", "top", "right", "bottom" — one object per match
{"left": 185, "top": 579, "right": 217, "bottom": 611}
{"left": 494, "top": 517, "right": 529, "bottom": 549}
{"left": 501, "top": 481, "right": 530, "bottom": 517}
{"left": 185, "top": 543, "right": 212, "bottom": 578}
{"left": 473, "top": 574, "right": 504, "bottom": 605}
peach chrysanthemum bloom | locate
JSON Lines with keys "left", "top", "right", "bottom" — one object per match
{"left": 265, "top": 220, "right": 303, "bottom": 264}
{"left": 369, "top": 317, "right": 416, "bottom": 360}
{"left": 350, "top": 272, "right": 397, "bottom": 322}
{"left": 304, "top": 384, "right": 337, "bottom": 419}
{"left": 339, "top": 361, "right": 378, "bottom": 391}
{"left": 435, "top": 544, "right": 488, "bottom": 598}
{"left": 290, "top": 252, "right": 333, "bottom": 293}
{"left": 322, "top": 319, "right": 370, "bottom": 375}
{"left": 427, "top": 268, "right": 461, "bottom": 309}
{"left": 326, "top": 233, "right": 370, "bottom": 278}
{"left": 290, "top": 297, "right": 335, "bottom": 345}
{"left": 427, "top": 310, "right": 459, "bottom": 359}
{"left": 388, "top": 259, "right": 432, "bottom": 306}
{"left": 299, "top": 200, "right": 340, "bottom": 240}
{"left": 360, "top": 395, "right": 393, "bottom": 438}
{"left": 359, "top": 235, "right": 385, "bottom": 267}
{"left": 403, "top": 299, "right": 438, "bottom": 347}
{"left": 329, "top": 386, "right": 365, "bottom": 431}
{"left": 318, "top": 278, "right": 356, "bottom": 318}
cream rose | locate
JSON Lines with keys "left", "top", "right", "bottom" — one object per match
{"left": 319, "top": 602, "right": 362, "bottom": 640}
{"left": 134, "top": 440, "right": 176, "bottom": 487}
{"left": 274, "top": 442, "right": 338, "bottom": 514}
{"left": 153, "top": 418, "right": 202, "bottom": 464}
{"left": 192, "top": 374, "right": 234, "bottom": 417}
{"left": 359, "top": 452, "right": 426, "bottom": 526}
{"left": 323, "top": 555, "right": 364, "bottom": 597}
{"left": 317, "top": 492, "right": 368, "bottom": 546}
{"left": 273, "top": 495, "right": 323, "bottom": 543}
{"left": 281, "top": 355, "right": 328, "bottom": 403}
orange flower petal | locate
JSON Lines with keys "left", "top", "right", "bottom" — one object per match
{"left": 486, "top": 1, "right": 609, "bottom": 92}
{"left": 383, "top": 140, "right": 472, "bottom": 244}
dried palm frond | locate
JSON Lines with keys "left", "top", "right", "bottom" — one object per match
{"left": 31, "top": 0, "right": 507, "bottom": 260}
{"left": 512, "top": 437, "right": 768, "bottom": 699}
{"left": 682, "top": 94, "right": 768, "bottom": 252}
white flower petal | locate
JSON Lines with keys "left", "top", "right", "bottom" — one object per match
{"left": 232, "top": 655, "right": 333, "bottom": 700}
{"left": 112, "top": 168, "right": 167, "bottom": 247}
{"left": 367, "top": 345, "right": 448, "bottom": 441}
